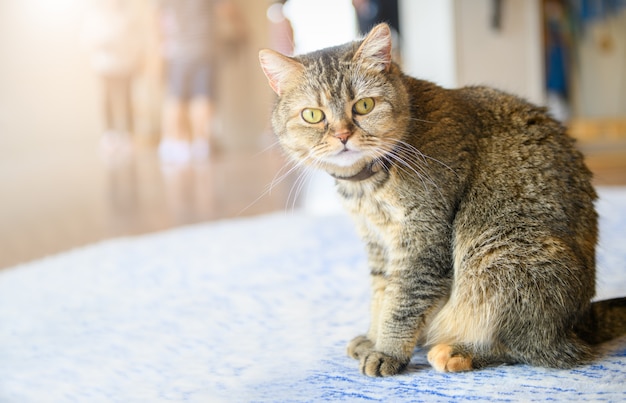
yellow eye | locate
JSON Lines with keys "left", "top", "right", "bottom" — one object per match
{"left": 353, "top": 97, "right": 375, "bottom": 115}
{"left": 301, "top": 108, "right": 325, "bottom": 124}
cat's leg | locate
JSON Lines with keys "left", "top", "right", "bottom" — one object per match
{"left": 358, "top": 262, "right": 451, "bottom": 377}
{"left": 357, "top": 278, "right": 419, "bottom": 376}
{"left": 347, "top": 211, "right": 453, "bottom": 376}
{"left": 429, "top": 238, "right": 595, "bottom": 371}
{"left": 423, "top": 283, "right": 505, "bottom": 372}
{"left": 348, "top": 243, "right": 387, "bottom": 360}
{"left": 347, "top": 273, "right": 386, "bottom": 359}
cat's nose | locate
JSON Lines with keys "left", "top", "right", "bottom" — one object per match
{"left": 333, "top": 130, "right": 352, "bottom": 145}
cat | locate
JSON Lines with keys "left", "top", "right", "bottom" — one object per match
{"left": 259, "top": 23, "right": 626, "bottom": 377}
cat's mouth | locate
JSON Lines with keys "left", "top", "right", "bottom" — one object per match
{"left": 323, "top": 148, "right": 366, "bottom": 168}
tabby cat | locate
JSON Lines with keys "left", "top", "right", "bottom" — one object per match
{"left": 259, "top": 23, "right": 626, "bottom": 377}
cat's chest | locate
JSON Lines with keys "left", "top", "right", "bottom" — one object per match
{"left": 340, "top": 185, "right": 406, "bottom": 239}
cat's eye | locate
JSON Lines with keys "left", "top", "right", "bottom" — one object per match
{"left": 301, "top": 108, "right": 325, "bottom": 124}
{"left": 353, "top": 97, "right": 375, "bottom": 115}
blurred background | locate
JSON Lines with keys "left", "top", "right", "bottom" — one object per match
{"left": 1, "top": 0, "right": 625, "bottom": 269}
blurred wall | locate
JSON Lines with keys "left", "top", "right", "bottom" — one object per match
{"left": 455, "top": 0, "right": 544, "bottom": 104}
{"left": 574, "top": 9, "right": 626, "bottom": 117}
{"left": 400, "top": 0, "right": 544, "bottom": 105}
{"left": 399, "top": 0, "right": 457, "bottom": 89}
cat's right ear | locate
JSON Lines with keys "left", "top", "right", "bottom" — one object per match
{"left": 259, "top": 49, "right": 304, "bottom": 96}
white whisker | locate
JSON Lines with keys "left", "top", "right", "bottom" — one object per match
{"left": 285, "top": 154, "right": 323, "bottom": 212}
{"left": 372, "top": 139, "right": 447, "bottom": 201}
{"left": 253, "top": 138, "right": 283, "bottom": 157}
{"left": 287, "top": 168, "right": 308, "bottom": 211}
{"left": 237, "top": 157, "right": 302, "bottom": 216}
{"left": 395, "top": 139, "right": 459, "bottom": 178}
{"left": 407, "top": 117, "right": 437, "bottom": 125}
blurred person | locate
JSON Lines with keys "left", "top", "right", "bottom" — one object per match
{"left": 352, "top": 0, "right": 401, "bottom": 60}
{"left": 260, "top": 0, "right": 294, "bottom": 147}
{"left": 544, "top": 0, "right": 572, "bottom": 122}
{"left": 352, "top": 0, "right": 399, "bottom": 35}
{"left": 157, "top": 0, "right": 246, "bottom": 164}
{"left": 82, "top": 0, "right": 144, "bottom": 157}
{"left": 267, "top": 0, "right": 294, "bottom": 56}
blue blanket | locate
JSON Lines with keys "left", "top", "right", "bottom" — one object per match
{"left": 0, "top": 188, "right": 625, "bottom": 402}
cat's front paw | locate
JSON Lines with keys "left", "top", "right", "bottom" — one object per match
{"left": 347, "top": 335, "right": 374, "bottom": 359}
{"left": 359, "top": 350, "right": 409, "bottom": 377}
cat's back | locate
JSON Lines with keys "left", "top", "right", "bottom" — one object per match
{"left": 402, "top": 79, "right": 594, "bottom": 199}
{"left": 452, "top": 85, "right": 564, "bottom": 145}
{"left": 438, "top": 84, "right": 598, "bottom": 266}
{"left": 454, "top": 85, "right": 592, "bottom": 189}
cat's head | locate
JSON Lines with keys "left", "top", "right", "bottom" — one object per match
{"left": 259, "top": 23, "right": 409, "bottom": 180}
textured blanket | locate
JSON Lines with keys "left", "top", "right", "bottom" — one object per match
{"left": 0, "top": 188, "right": 625, "bottom": 402}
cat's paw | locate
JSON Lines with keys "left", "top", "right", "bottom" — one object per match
{"left": 359, "top": 350, "right": 409, "bottom": 377}
{"left": 427, "top": 344, "right": 473, "bottom": 372}
{"left": 347, "top": 335, "right": 374, "bottom": 360}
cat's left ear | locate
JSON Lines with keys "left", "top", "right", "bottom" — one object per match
{"left": 259, "top": 49, "right": 304, "bottom": 96}
{"left": 353, "top": 23, "right": 393, "bottom": 72}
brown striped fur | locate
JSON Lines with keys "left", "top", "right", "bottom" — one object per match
{"left": 259, "top": 23, "right": 626, "bottom": 377}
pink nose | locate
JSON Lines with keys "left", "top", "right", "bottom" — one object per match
{"left": 333, "top": 130, "right": 352, "bottom": 144}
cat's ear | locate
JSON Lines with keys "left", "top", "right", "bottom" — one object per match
{"left": 353, "top": 23, "right": 393, "bottom": 72}
{"left": 259, "top": 49, "right": 304, "bottom": 96}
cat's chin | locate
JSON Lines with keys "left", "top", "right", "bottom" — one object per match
{"left": 320, "top": 151, "right": 375, "bottom": 180}
{"left": 322, "top": 150, "right": 367, "bottom": 168}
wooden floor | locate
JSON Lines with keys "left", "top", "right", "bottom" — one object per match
{"left": 1, "top": 142, "right": 625, "bottom": 270}
{"left": 0, "top": 144, "right": 300, "bottom": 269}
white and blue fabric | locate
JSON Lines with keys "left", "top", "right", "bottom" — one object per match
{"left": 0, "top": 188, "right": 625, "bottom": 402}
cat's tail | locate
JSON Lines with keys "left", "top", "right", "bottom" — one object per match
{"left": 575, "top": 297, "right": 626, "bottom": 345}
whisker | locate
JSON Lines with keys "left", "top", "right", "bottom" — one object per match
{"left": 376, "top": 141, "right": 429, "bottom": 180}
{"left": 374, "top": 140, "right": 447, "bottom": 201}
{"left": 422, "top": 154, "right": 460, "bottom": 178}
{"left": 285, "top": 152, "right": 323, "bottom": 212}
{"left": 406, "top": 117, "right": 437, "bottom": 125}
{"left": 270, "top": 160, "right": 304, "bottom": 193}
{"left": 252, "top": 138, "right": 283, "bottom": 157}
{"left": 287, "top": 162, "right": 320, "bottom": 213}
{"left": 383, "top": 149, "right": 434, "bottom": 191}
{"left": 237, "top": 157, "right": 302, "bottom": 216}
{"left": 287, "top": 168, "right": 309, "bottom": 212}
{"left": 295, "top": 167, "right": 320, "bottom": 212}
{"left": 395, "top": 139, "right": 459, "bottom": 178}
{"left": 394, "top": 139, "right": 428, "bottom": 165}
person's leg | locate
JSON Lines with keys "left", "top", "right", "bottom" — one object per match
{"left": 189, "top": 96, "right": 213, "bottom": 159}
{"left": 100, "top": 76, "right": 122, "bottom": 156}
{"left": 159, "top": 60, "right": 192, "bottom": 163}
{"left": 101, "top": 76, "right": 134, "bottom": 159}
{"left": 162, "top": 97, "right": 186, "bottom": 141}
{"left": 188, "top": 57, "right": 215, "bottom": 160}
{"left": 119, "top": 75, "right": 134, "bottom": 136}
{"left": 102, "top": 76, "right": 115, "bottom": 134}
{"left": 159, "top": 98, "right": 193, "bottom": 163}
